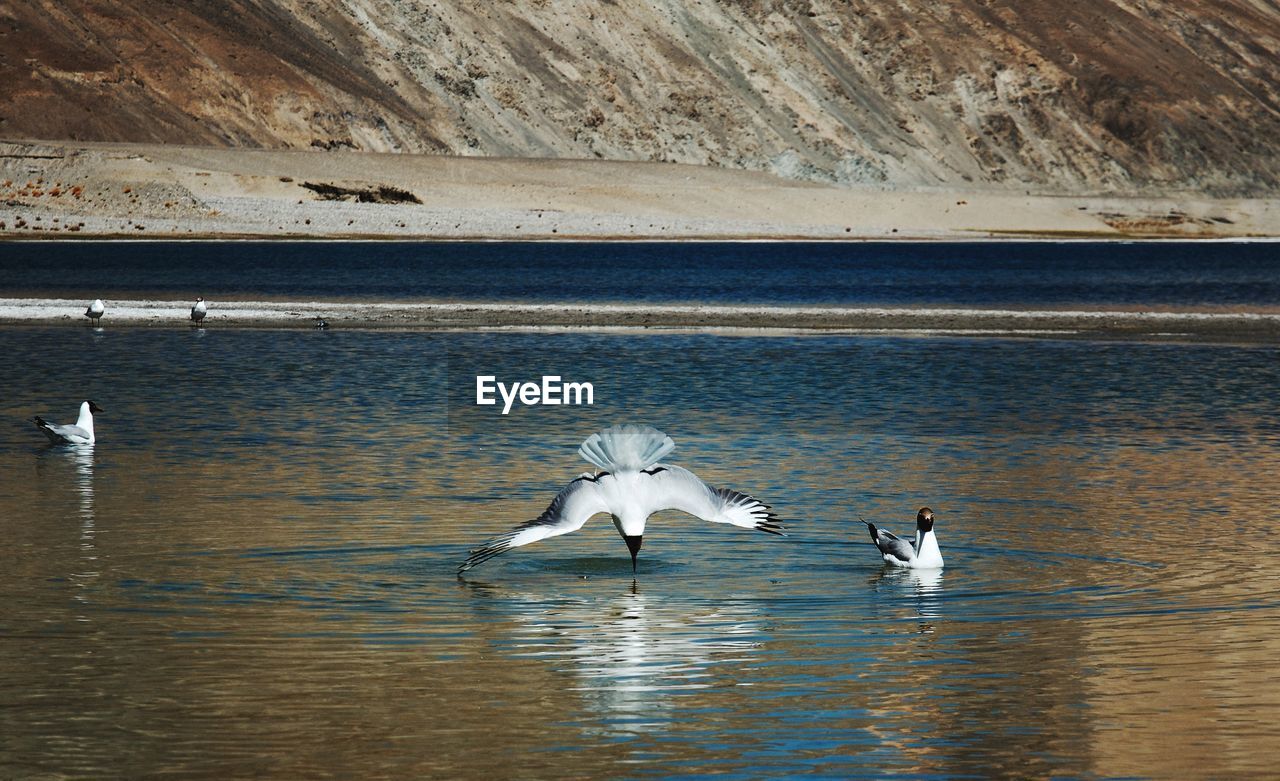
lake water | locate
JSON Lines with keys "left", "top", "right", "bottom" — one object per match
{"left": 1, "top": 240, "right": 1279, "bottom": 309}
{"left": 2, "top": 324, "right": 1279, "bottom": 779}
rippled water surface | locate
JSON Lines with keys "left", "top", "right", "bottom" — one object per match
{"left": 2, "top": 240, "right": 1279, "bottom": 308}
{"left": 3, "top": 327, "right": 1280, "bottom": 779}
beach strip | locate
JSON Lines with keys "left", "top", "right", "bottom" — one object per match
{"left": 3, "top": 298, "right": 1280, "bottom": 342}
{"left": 3, "top": 141, "right": 1279, "bottom": 241}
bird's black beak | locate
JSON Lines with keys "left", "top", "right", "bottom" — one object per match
{"left": 88, "top": 401, "right": 103, "bottom": 413}
{"left": 624, "top": 535, "right": 643, "bottom": 573}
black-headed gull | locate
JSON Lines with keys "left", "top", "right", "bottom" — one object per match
{"left": 863, "top": 508, "right": 943, "bottom": 569}
{"left": 460, "top": 424, "right": 784, "bottom": 573}
{"left": 33, "top": 401, "right": 103, "bottom": 445}
{"left": 190, "top": 297, "right": 207, "bottom": 325}
{"left": 85, "top": 299, "right": 105, "bottom": 326}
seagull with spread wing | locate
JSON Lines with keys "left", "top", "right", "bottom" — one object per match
{"left": 459, "top": 424, "right": 784, "bottom": 573}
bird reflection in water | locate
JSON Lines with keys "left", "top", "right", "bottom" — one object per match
{"left": 38, "top": 444, "right": 100, "bottom": 608}
{"left": 873, "top": 567, "right": 945, "bottom": 634}
{"left": 463, "top": 579, "right": 764, "bottom": 730}
{"left": 71, "top": 443, "right": 95, "bottom": 528}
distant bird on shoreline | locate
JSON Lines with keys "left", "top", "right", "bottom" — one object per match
{"left": 313, "top": 316, "right": 329, "bottom": 329}
{"left": 460, "top": 424, "right": 784, "bottom": 573}
{"left": 85, "top": 299, "right": 105, "bottom": 326}
{"left": 33, "top": 401, "right": 103, "bottom": 445}
{"left": 863, "top": 508, "right": 944, "bottom": 569}
{"left": 190, "top": 297, "right": 207, "bottom": 326}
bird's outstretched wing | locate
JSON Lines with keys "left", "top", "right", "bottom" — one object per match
{"left": 639, "top": 464, "right": 784, "bottom": 535}
{"left": 459, "top": 473, "right": 609, "bottom": 572}
{"left": 863, "top": 520, "right": 915, "bottom": 564}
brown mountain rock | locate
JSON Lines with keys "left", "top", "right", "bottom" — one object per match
{"left": 2, "top": 0, "right": 1277, "bottom": 194}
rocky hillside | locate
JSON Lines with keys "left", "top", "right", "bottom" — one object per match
{"left": 3, "top": 0, "right": 1278, "bottom": 194}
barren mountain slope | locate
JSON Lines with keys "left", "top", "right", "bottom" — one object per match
{"left": 2, "top": 0, "right": 1278, "bottom": 194}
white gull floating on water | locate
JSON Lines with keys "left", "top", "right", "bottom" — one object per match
{"left": 33, "top": 401, "right": 103, "bottom": 445}
{"left": 459, "top": 424, "right": 784, "bottom": 573}
{"left": 863, "top": 507, "right": 944, "bottom": 569}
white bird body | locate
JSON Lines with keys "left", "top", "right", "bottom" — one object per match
{"left": 85, "top": 299, "right": 105, "bottom": 325}
{"left": 914, "top": 529, "right": 943, "bottom": 568}
{"left": 460, "top": 424, "right": 783, "bottom": 572}
{"left": 33, "top": 401, "right": 102, "bottom": 445}
{"left": 864, "top": 508, "right": 944, "bottom": 569}
{"left": 597, "top": 470, "right": 648, "bottom": 536}
{"left": 191, "top": 297, "right": 207, "bottom": 323}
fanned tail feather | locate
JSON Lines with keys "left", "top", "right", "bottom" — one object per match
{"left": 578, "top": 424, "right": 675, "bottom": 471}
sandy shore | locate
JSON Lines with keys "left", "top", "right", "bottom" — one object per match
{"left": 3, "top": 140, "right": 1279, "bottom": 240}
{"left": 5, "top": 298, "right": 1280, "bottom": 342}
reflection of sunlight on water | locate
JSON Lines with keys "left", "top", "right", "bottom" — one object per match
{"left": 488, "top": 584, "right": 763, "bottom": 728}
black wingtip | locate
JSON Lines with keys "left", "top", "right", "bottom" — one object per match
{"left": 458, "top": 542, "right": 507, "bottom": 573}
{"left": 756, "top": 512, "right": 788, "bottom": 536}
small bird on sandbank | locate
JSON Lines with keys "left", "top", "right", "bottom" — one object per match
{"left": 863, "top": 507, "right": 943, "bottom": 569}
{"left": 190, "top": 297, "right": 207, "bottom": 326}
{"left": 85, "top": 299, "right": 105, "bottom": 326}
{"left": 33, "top": 401, "right": 103, "bottom": 445}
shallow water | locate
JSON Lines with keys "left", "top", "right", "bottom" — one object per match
{"left": 2, "top": 240, "right": 1279, "bottom": 308}
{"left": 2, "top": 326, "right": 1279, "bottom": 779}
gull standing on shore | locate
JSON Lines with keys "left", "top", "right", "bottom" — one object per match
{"left": 190, "top": 297, "right": 207, "bottom": 326}
{"left": 32, "top": 401, "right": 103, "bottom": 445}
{"left": 460, "top": 424, "right": 784, "bottom": 573}
{"left": 85, "top": 299, "right": 105, "bottom": 326}
{"left": 863, "top": 508, "right": 944, "bottom": 569}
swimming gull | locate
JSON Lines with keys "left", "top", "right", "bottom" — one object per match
{"left": 33, "top": 401, "right": 103, "bottom": 446}
{"left": 459, "top": 424, "right": 784, "bottom": 573}
{"left": 863, "top": 507, "right": 944, "bottom": 569}
{"left": 85, "top": 299, "right": 105, "bottom": 326}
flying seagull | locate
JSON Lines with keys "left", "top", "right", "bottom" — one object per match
{"left": 863, "top": 508, "right": 944, "bottom": 569}
{"left": 459, "top": 424, "right": 784, "bottom": 573}
{"left": 85, "top": 299, "right": 105, "bottom": 326}
{"left": 33, "top": 401, "right": 103, "bottom": 445}
{"left": 190, "top": 297, "right": 207, "bottom": 325}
